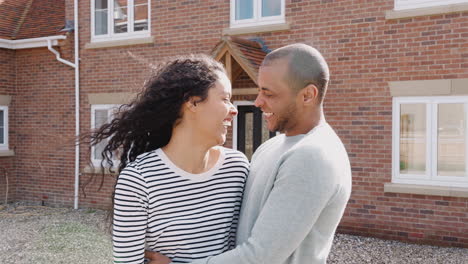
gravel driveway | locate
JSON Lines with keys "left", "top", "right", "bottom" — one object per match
{"left": 0, "top": 204, "right": 467, "bottom": 264}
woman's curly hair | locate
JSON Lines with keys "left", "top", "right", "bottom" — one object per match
{"left": 89, "top": 54, "right": 226, "bottom": 175}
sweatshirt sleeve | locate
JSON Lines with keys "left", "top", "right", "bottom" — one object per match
{"left": 113, "top": 164, "right": 149, "bottom": 264}
{"left": 189, "top": 146, "right": 339, "bottom": 264}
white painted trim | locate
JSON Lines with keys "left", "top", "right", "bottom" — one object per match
{"left": 0, "top": 106, "right": 8, "bottom": 150}
{"left": 230, "top": 0, "right": 285, "bottom": 29}
{"left": 91, "top": 0, "right": 151, "bottom": 43}
{"left": 0, "top": 35, "right": 66, "bottom": 49}
{"left": 393, "top": 96, "right": 468, "bottom": 188}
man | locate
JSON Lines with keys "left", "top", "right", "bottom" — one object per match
{"left": 147, "top": 43, "right": 352, "bottom": 264}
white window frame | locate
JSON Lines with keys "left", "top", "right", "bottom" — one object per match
{"left": 91, "top": 0, "right": 151, "bottom": 42}
{"left": 394, "top": 0, "right": 468, "bottom": 10}
{"left": 230, "top": 0, "right": 285, "bottom": 28}
{"left": 0, "top": 106, "right": 8, "bottom": 150}
{"left": 392, "top": 96, "right": 468, "bottom": 188}
{"left": 91, "top": 104, "right": 120, "bottom": 167}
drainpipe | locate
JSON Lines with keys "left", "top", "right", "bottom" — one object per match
{"left": 45, "top": 0, "right": 80, "bottom": 209}
{"left": 73, "top": 0, "right": 80, "bottom": 210}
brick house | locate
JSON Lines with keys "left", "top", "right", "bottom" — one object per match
{"left": 0, "top": 0, "right": 467, "bottom": 247}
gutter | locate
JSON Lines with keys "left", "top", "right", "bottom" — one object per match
{"left": 0, "top": 35, "right": 66, "bottom": 49}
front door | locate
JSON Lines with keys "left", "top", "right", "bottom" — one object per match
{"left": 236, "top": 105, "right": 276, "bottom": 159}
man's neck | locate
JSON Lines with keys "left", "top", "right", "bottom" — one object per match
{"left": 284, "top": 108, "right": 325, "bottom": 137}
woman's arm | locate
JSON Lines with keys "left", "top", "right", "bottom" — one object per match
{"left": 113, "top": 164, "right": 149, "bottom": 264}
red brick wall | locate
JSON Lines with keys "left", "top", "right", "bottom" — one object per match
{"left": 13, "top": 48, "right": 75, "bottom": 207}
{"left": 0, "top": 48, "right": 16, "bottom": 203}
{"left": 78, "top": 0, "right": 468, "bottom": 246}
{"left": 10, "top": 0, "right": 468, "bottom": 247}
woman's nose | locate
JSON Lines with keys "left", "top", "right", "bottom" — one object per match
{"left": 230, "top": 103, "right": 238, "bottom": 116}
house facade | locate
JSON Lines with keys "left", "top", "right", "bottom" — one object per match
{"left": 0, "top": 0, "right": 467, "bottom": 247}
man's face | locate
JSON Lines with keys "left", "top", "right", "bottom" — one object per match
{"left": 255, "top": 59, "right": 299, "bottom": 134}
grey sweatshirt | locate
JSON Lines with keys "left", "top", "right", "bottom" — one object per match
{"left": 189, "top": 123, "right": 352, "bottom": 264}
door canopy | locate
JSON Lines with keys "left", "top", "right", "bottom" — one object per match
{"left": 211, "top": 37, "right": 269, "bottom": 86}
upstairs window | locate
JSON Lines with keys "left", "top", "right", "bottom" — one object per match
{"left": 231, "top": 0, "right": 285, "bottom": 28}
{"left": 92, "top": 0, "right": 150, "bottom": 42}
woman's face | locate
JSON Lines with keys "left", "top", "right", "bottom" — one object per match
{"left": 195, "top": 71, "right": 238, "bottom": 146}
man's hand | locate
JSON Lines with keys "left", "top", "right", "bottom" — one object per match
{"left": 145, "top": 250, "right": 172, "bottom": 264}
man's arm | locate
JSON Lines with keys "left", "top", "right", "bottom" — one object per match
{"left": 187, "top": 147, "right": 339, "bottom": 264}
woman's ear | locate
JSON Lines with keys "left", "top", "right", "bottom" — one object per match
{"left": 186, "top": 96, "right": 201, "bottom": 112}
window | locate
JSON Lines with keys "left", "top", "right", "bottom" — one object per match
{"left": 393, "top": 96, "right": 468, "bottom": 188}
{"left": 231, "top": 0, "right": 285, "bottom": 28}
{"left": 91, "top": 0, "right": 150, "bottom": 42}
{"left": 91, "top": 104, "right": 120, "bottom": 166}
{"left": 0, "top": 106, "right": 8, "bottom": 150}
{"left": 394, "top": 0, "right": 468, "bottom": 10}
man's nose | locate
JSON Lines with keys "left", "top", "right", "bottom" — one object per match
{"left": 254, "top": 94, "right": 263, "bottom": 108}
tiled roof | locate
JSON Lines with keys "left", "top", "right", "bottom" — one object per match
{"left": 0, "top": 0, "right": 65, "bottom": 40}
{"left": 228, "top": 37, "right": 268, "bottom": 73}
{"left": 212, "top": 36, "right": 269, "bottom": 85}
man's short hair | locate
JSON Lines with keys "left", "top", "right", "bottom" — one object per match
{"left": 262, "top": 44, "right": 330, "bottom": 103}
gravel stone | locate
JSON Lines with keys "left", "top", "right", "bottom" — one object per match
{"left": 1, "top": 203, "right": 467, "bottom": 263}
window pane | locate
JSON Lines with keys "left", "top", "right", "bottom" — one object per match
{"left": 114, "top": 0, "right": 128, "bottom": 33}
{"left": 262, "top": 0, "right": 281, "bottom": 17}
{"left": 95, "top": 0, "right": 108, "bottom": 35}
{"left": 95, "top": 109, "right": 109, "bottom": 128}
{"left": 0, "top": 110, "right": 4, "bottom": 144}
{"left": 95, "top": 0, "right": 108, "bottom": 9}
{"left": 94, "top": 109, "right": 109, "bottom": 160}
{"left": 245, "top": 112, "right": 254, "bottom": 159}
{"left": 134, "top": 1, "right": 148, "bottom": 32}
{"left": 94, "top": 140, "right": 107, "bottom": 161}
{"left": 400, "top": 104, "right": 426, "bottom": 175}
{"left": 261, "top": 117, "right": 270, "bottom": 143}
{"left": 236, "top": 0, "right": 254, "bottom": 20}
{"left": 438, "top": 103, "right": 465, "bottom": 176}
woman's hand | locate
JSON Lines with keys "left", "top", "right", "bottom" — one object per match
{"left": 145, "top": 250, "right": 172, "bottom": 264}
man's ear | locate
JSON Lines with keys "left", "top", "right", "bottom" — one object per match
{"left": 301, "top": 84, "right": 318, "bottom": 105}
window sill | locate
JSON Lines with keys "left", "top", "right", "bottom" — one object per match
{"left": 0, "top": 149, "right": 14, "bottom": 157}
{"left": 385, "top": 3, "right": 468, "bottom": 20}
{"left": 384, "top": 183, "right": 468, "bottom": 198}
{"left": 389, "top": 78, "right": 468, "bottom": 96}
{"left": 83, "top": 165, "right": 118, "bottom": 175}
{"left": 223, "top": 22, "right": 290, "bottom": 36}
{"left": 85, "top": 36, "right": 154, "bottom": 49}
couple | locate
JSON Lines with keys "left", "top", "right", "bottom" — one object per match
{"left": 92, "top": 43, "right": 352, "bottom": 264}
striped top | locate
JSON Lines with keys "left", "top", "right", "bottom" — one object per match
{"left": 113, "top": 147, "right": 249, "bottom": 264}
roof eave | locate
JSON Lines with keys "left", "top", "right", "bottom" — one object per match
{"left": 0, "top": 35, "right": 67, "bottom": 49}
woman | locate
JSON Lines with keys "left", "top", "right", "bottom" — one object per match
{"left": 90, "top": 55, "right": 249, "bottom": 263}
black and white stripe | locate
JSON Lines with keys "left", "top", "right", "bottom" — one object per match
{"left": 113, "top": 147, "right": 249, "bottom": 264}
